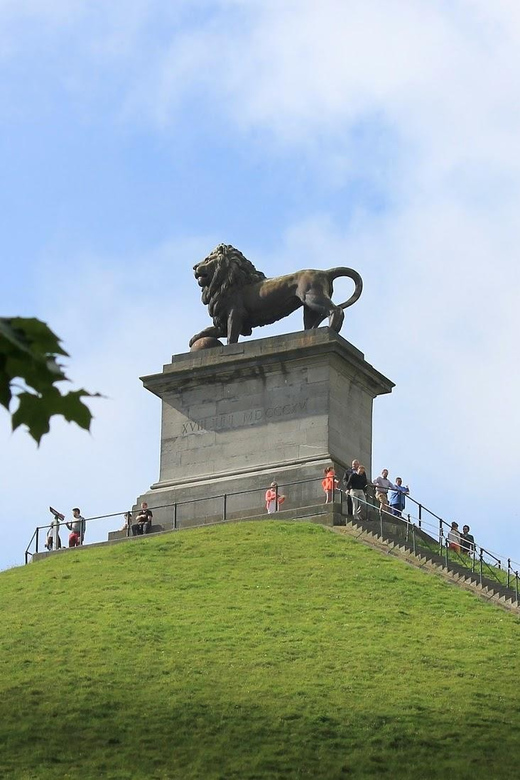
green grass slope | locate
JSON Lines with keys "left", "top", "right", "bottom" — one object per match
{"left": 1, "top": 522, "right": 519, "bottom": 779}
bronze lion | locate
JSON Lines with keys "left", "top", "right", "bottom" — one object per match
{"left": 189, "top": 243, "right": 363, "bottom": 347}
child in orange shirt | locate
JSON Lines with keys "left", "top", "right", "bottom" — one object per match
{"left": 322, "top": 467, "right": 339, "bottom": 504}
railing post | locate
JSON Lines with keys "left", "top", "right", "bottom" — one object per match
{"left": 439, "top": 521, "right": 444, "bottom": 554}
{"left": 274, "top": 483, "right": 279, "bottom": 512}
{"left": 516, "top": 571, "right": 519, "bottom": 605}
{"left": 412, "top": 524, "right": 416, "bottom": 556}
{"left": 379, "top": 509, "right": 383, "bottom": 538}
{"left": 445, "top": 539, "right": 449, "bottom": 568}
{"left": 507, "top": 558, "right": 511, "bottom": 589}
{"left": 223, "top": 494, "right": 227, "bottom": 521}
{"left": 35, "top": 527, "right": 39, "bottom": 554}
{"left": 173, "top": 503, "right": 177, "bottom": 530}
{"left": 418, "top": 504, "right": 422, "bottom": 528}
{"left": 479, "top": 550, "right": 483, "bottom": 586}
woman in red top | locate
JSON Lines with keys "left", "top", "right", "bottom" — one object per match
{"left": 322, "top": 467, "right": 339, "bottom": 504}
{"left": 265, "top": 482, "right": 286, "bottom": 514}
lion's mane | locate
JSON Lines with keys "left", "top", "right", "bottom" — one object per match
{"left": 201, "top": 244, "right": 266, "bottom": 331}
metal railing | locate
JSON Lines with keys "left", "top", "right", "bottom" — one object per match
{"left": 347, "top": 489, "right": 520, "bottom": 602}
{"left": 24, "top": 476, "right": 520, "bottom": 604}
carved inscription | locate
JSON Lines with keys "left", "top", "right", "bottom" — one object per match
{"left": 181, "top": 400, "right": 308, "bottom": 437}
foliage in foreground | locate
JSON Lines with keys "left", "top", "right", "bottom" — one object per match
{"left": 0, "top": 316, "right": 97, "bottom": 442}
{"left": 0, "top": 521, "right": 519, "bottom": 779}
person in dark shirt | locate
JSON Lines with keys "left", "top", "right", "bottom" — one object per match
{"left": 460, "top": 525, "right": 475, "bottom": 555}
{"left": 132, "top": 502, "right": 153, "bottom": 536}
{"left": 343, "top": 459, "right": 360, "bottom": 514}
{"left": 345, "top": 465, "right": 368, "bottom": 518}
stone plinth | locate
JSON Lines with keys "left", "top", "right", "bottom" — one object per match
{"left": 137, "top": 329, "right": 394, "bottom": 529}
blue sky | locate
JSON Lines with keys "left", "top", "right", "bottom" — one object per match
{"left": 2, "top": 0, "right": 520, "bottom": 570}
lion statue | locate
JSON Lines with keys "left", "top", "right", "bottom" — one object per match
{"left": 189, "top": 243, "right": 363, "bottom": 347}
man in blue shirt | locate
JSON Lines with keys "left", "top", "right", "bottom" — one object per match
{"left": 389, "top": 477, "right": 409, "bottom": 517}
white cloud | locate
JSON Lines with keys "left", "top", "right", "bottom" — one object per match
{"left": 3, "top": 1, "right": 520, "bottom": 568}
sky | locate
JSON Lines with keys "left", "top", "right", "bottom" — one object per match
{"left": 2, "top": 0, "right": 520, "bottom": 571}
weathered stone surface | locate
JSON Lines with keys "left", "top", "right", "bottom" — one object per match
{"left": 137, "top": 329, "right": 393, "bottom": 529}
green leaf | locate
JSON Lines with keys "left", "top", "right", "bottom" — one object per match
{"left": 1, "top": 316, "right": 101, "bottom": 442}
{"left": 11, "top": 387, "right": 98, "bottom": 444}
{"left": 0, "top": 317, "right": 68, "bottom": 357}
{"left": 11, "top": 392, "right": 52, "bottom": 443}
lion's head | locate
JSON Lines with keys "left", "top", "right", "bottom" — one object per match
{"left": 193, "top": 244, "right": 266, "bottom": 326}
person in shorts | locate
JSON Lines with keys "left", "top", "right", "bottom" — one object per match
{"left": 66, "top": 508, "right": 85, "bottom": 547}
{"left": 372, "top": 469, "right": 395, "bottom": 514}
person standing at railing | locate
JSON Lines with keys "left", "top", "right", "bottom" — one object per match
{"left": 447, "top": 521, "right": 461, "bottom": 553}
{"left": 66, "top": 508, "right": 86, "bottom": 547}
{"left": 45, "top": 508, "right": 64, "bottom": 550}
{"left": 345, "top": 465, "right": 368, "bottom": 517}
{"left": 120, "top": 511, "right": 133, "bottom": 532}
{"left": 388, "top": 477, "right": 410, "bottom": 518}
{"left": 461, "top": 525, "right": 475, "bottom": 555}
{"left": 372, "top": 469, "right": 395, "bottom": 515}
{"left": 342, "top": 459, "right": 360, "bottom": 514}
{"left": 322, "top": 466, "right": 339, "bottom": 504}
{"left": 265, "top": 482, "right": 286, "bottom": 514}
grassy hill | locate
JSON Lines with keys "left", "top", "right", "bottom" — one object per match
{"left": 1, "top": 521, "right": 519, "bottom": 779}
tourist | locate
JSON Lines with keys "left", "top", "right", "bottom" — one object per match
{"left": 447, "top": 521, "right": 461, "bottom": 553}
{"left": 372, "top": 469, "right": 395, "bottom": 515}
{"left": 66, "top": 508, "right": 85, "bottom": 548}
{"left": 342, "top": 459, "right": 360, "bottom": 514}
{"left": 45, "top": 509, "right": 63, "bottom": 551}
{"left": 389, "top": 477, "right": 410, "bottom": 518}
{"left": 265, "top": 482, "right": 286, "bottom": 514}
{"left": 461, "top": 525, "right": 475, "bottom": 555}
{"left": 322, "top": 467, "right": 339, "bottom": 504}
{"left": 120, "top": 511, "right": 133, "bottom": 532}
{"left": 132, "top": 502, "right": 153, "bottom": 535}
{"left": 345, "top": 464, "right": 368, "bottom": 518}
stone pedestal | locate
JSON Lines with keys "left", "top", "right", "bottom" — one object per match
{"left": 137, "top": 329, "right": 393, "bottom": 529}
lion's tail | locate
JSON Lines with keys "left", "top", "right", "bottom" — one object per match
{"left": 327, "top": 268, "right": 363, "bottom": 309}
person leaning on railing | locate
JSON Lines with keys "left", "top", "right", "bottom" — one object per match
{"left": 66, "top": 508, "right": 85, "bottom": 547}
{"left": 322, "top": 467, "right": 339, "bottom": 504}
{"left": 388, "top": 478, "right": 410, "bottom": 518}
{"left": 265, "top": 482, "right": 286, "bottom": 514}
{"left": 461, "top": 525, "right": 475, "bottom": 555}
{"left": 372, "top": 469, "right": 395, "bottom": 513}
{"left": 345, "top": 465, "right": 368, "bottom": 518}
{"left": 447, "top": 521, "right": 461, "bottom": 553}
